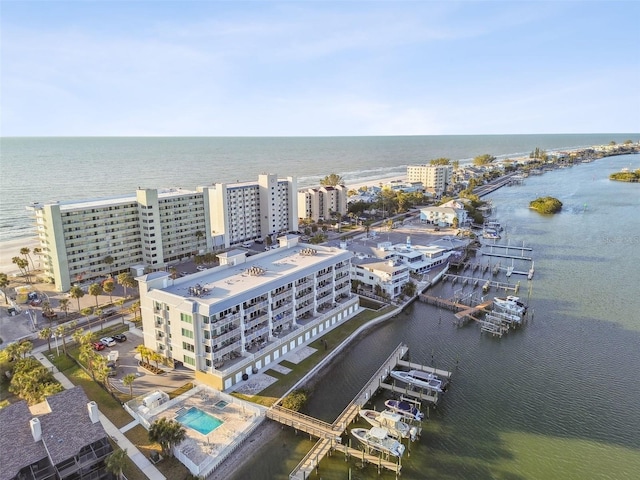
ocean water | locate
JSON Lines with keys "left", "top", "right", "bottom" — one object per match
{"left": 0, "top": 134, "right": 636, "bottom": 243}
{"left": 229, "top": 153, "right": 640, "bottom": 479}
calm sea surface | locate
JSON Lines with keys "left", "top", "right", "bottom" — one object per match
{"left": 0, "top": 134, "right": 636, "bottom": 243}
{"left": 230, "top": 154, "right": 640, "bottom": 480}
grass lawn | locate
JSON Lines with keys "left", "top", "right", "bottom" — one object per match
{"left": 233, "top": 304, "right": 396, "bottom": 407}
{"left": 125, "top": 425, "right": 190, "bottom": 479}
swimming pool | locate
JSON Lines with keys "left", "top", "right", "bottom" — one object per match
{"left": 175, "top": 407, "right": 223, "bottom": 435}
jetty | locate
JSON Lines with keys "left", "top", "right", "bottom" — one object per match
{"left": 267, "top": 343, "right": 451, "bottom": 479}
{"left": 481, "top": 243, "right": 533, "bottom": 262}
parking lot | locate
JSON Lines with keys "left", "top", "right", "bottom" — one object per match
{"left": 98, "top": 328, "right": 194, "bottom": 397}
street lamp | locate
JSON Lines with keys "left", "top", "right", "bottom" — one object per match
{"left": 51, "top": 333, "right": 60, "bottom": 356}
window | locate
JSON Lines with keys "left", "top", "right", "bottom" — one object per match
{"left": 181, "top": 313, "right": 193, "bottom": 324}
{"left": 182, "top": 341, "right": 195, "bottom": 352}
{"left": 183, "top": 355, "right": 195, "bottom": 366}
{"left": 181, "top": 328, "right": 194, "bottom": 339}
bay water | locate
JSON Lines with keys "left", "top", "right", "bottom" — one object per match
{"left": 230, "top": 153, "right": 640, "bottom": 480}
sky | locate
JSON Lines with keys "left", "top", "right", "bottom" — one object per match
{"left": 1, "top": 0, "right": 639, "bottom": 136}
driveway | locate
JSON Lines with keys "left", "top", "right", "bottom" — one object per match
{"left": 104, "top": 329, "right": 194, "bottom": 398}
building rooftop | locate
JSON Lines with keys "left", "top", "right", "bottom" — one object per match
{"left": 142, "top": 242, "right": 352, "bottom": 313}
{"left": 0, "top": 387, "right": 109, "bottom": 480}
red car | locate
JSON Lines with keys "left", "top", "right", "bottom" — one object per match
{"left": 92, "top": 342, "right": 105, "bottom": 351}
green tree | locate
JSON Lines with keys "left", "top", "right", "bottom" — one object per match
{"left": 135, "top": 344, "right": 151, "bottom": 364}
{"left": 103, "top": 279, "right": 115, "bottom": 304}
{"left": 105, "top": 448, "right": 127, "bottom": 480}
{"left": 319, "top": 173, "right": 344, "bottom": 186}
{"left": 103, "top": 255, "right": 114, "bottom": 276}
{"left": 38, "top": 327, "right": 53, "bottom": 352}
{"left": 69, "top": 285, "right": 85, "bottom": 312}
{"left": 148, "top": 417, "right": 186, "bottom": 458}
{"left": 9, "top": 357, "right": 63, "bottom": 404}
{"left": 150, "top": 351, "right": 163, "bottom": 368}
{"left": 130, "top": 300, "right": 141, "bottom": 322}
{"left": 12, "top": 257, "right": 31, "bottom": 283}
{"left": 116, "top": 298, "right": 126, "bottom": 324}
{"left": 20, "top": 247, "right": 36, "bottom": 272}
{"left": 88, "top": 283, "right": 102, "bottom": 308}
{"left": 58, "top": 298, "right": 70, "bottom": 318}
{"left": 81, "top": 307, "right": 94, "bottom": 328}
{"left": 401, "top": 281, "right": 417, "bottom": 298}
{"left": 123, "top": 373, "right": 136, "bottom": 399}
{"left": 117, "top": 273, "right": 136, "bottom": 298}
{"left": 473, "top": 153, "right": 496, "bottom": 166}
{"left": 0, "top": 272, "right": 10, "bottom": 304}
{"left": 429, "top": 157, "right": 451, "bottom": 165}
{"left": 282, "top": 389, "right": 308, "bottom": 411}
{"left": 529, "top": 196, "right": 563, "bottom": 214}
{"left": 55, "top": 324, "right": 70, "bottom": 354}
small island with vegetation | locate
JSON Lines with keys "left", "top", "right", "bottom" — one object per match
{"left": 609, "top": 168, "right": 640, "bottom": 182}
{"left": 530, "top": 196, "right": 563, "bottom": 214}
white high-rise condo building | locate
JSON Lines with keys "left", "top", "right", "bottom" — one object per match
{"left": 137, "top": 235, "right": 358, "bottom": 390}
{"left": 27, "top": 174, "right": 298, "bottom": 291}
{"left": 406, "top": 164, "right": 453, "bottom": 195}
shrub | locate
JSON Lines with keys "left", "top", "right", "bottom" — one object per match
{"left": 282, "top": 389, "right": 308, "bottom": 411}
{"left": 529, "top": 196, "right": 563, "bottom": 214}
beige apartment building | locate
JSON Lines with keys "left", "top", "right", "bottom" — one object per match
{"left": 27, "top": 174, "right": 298, "bottom": 291}
{"left": 298, "top": 184, "right": 348, "bottom": 222}
{"left": 406, "top": 164, "right": 453, "bottom": 195}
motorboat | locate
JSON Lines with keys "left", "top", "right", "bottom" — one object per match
{"left": 359, "top": 409, "right": 418, "bottom": 440}
{"left": 351, "top": 427, "right": 405, "bottom": 457}
{"left": 384, "top": 399, "right": 425, "bottom": 421}
{"left": 482, "top": 229, "right": 501, "bottom": 239}
{"left": 390, "top": 369, "right": 447, "bottom": 393}
{"left": 493, "top": 295, "right": 527, "bottom": 315}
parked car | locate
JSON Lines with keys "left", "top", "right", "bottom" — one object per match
{"left": 100, "top": 337, "right": 116, "bottom": 347}
{"left": 42, "top": 311, "right": 58, "bottom": 320}
{"left": 242, "top": 242, "right": 253, "bottom": 248}
{"left": 92, "top": 342, "right": 105, "bottom": 351}
{"left": 113, "top": 334, "right": 127, "bottom": 343}
{"left": 196, "top": 266, "right": 207, "bottom": 271}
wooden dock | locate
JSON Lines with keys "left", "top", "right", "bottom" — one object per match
{"left": 280, "top": 343, "right": 448, "bottom": 479}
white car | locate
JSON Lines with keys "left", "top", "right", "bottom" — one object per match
{"left": 100, "top": 337, "right": 116, "bottom": 347}
{"left": 242, "top": 242, "right": 253, "bottom": 248}
{"left": 196, "top": 266, "right": 207, "bottom": 271}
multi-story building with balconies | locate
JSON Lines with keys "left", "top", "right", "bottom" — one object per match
{"left": 137, "top": 235, "right": 358, "bottom": 390}
{"left": 406, "top": 164, "right": 453, "bottom": 195}
{"left": 26, "top": 174, "right": 298, "bottom": 292}
{"left": 298, "top": 185, "right": 348, "bottom": 222}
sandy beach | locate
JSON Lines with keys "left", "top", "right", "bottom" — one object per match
{"left": 0, "top": 175, "right": 406, "bottom": 276}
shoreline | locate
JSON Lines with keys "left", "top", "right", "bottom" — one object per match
{"left": 0, "top": 175, "right": 406, "bottom": 275}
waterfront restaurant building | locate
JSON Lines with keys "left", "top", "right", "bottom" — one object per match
{"left": 27, "top": 174, "right": 298, "bottom": 291}
{"left": 137, "top": 235, "right": 358, "bottom": 391}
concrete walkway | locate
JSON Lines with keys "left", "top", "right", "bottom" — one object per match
{"left": 33, "top": 345, "right": 166, "bottom": 480}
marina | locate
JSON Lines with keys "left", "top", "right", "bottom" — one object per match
{"left": 265, "top": 343, "right": 452, "bottom": 479}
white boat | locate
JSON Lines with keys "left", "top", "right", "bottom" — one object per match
{"left": 384, "top": 399, "right": 424, "bottom": 421}
{"left": 390, "top": 369, "right": 447, "bottom": 393}
{"left": 359, "top": 409, "right": 418, "bottom": 440}
{"left": 351, "top": 427, "right": 405, "bottom": 457}
{"left": 483, "top": 229, "right": 501, "bottom": 239}
{"left": 493, "top": 295, "right": 527, "bottom": 315}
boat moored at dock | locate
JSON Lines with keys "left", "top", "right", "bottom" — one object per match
{"left": 493, "top": 295, "right": 527, "bottom": 315}
{"left": 351, "top": 427, "right": 406, "bottom": 457}
{"left": 359, "top": 409, "right": 418, "bottom": 441}
{"left": 390, "top": 369, "right": 448, "bottom": 393}
{"left": 384, "top": 399, "right": 425, "bottom": 421}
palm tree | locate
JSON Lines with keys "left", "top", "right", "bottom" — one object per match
{"left": 12, "top": 257, "right": 30, "bottom": 283}
{"left": 81, "top": 307, "right": 94, "bottom": 328}
{"left": 148, "top": 417, "right": 186, "bottom": 458}
{"left": 38, "top": 327, "right": 53, "bottom": 352}
{"left": 130, "top": 300, "right": 141, "bottom": 321}
{"left": 105, "top": 448, "right": 127, "bottom": 480}
{"left": 58, "top": 298, "right": 70, "bottom": 318}
{"left": 88, "top": 283, "right": 102, "bottom": 308}
{"left": 69, "top": 285, "right": 85, "bottom": 312}
{"left": 117, "top": 273, "right": 136, "bottom": 298}
{"left": 115, "top": 298, "right": 126, "bottom": 324}
{"left": 55, "top": 324, "right": 69, "bottom": 354}
{"left": 103, "top": 255, "right": 114, "bottom": 276}
{"left": 150, "top": 351, "right": 163, "bottom": 369}
{"left": 123, "top": 373, "right": 136, "bottom": 399}
{"left": 0, "top": 272, "right": 10, "bottom": 304}
{"left": 20, "top": 247, "right": 36, "bottom": 271}
{"left": 103, "top": 279, "right": 115, "bottom": 304}
{"left": 319, "top": 173, "right": 344, "bottom": 186}
{"left": 135, "top": 344, "right": 151, "bottom": 364}
{"left": 95, "top": 308, "right": 104, "bottom": 330}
